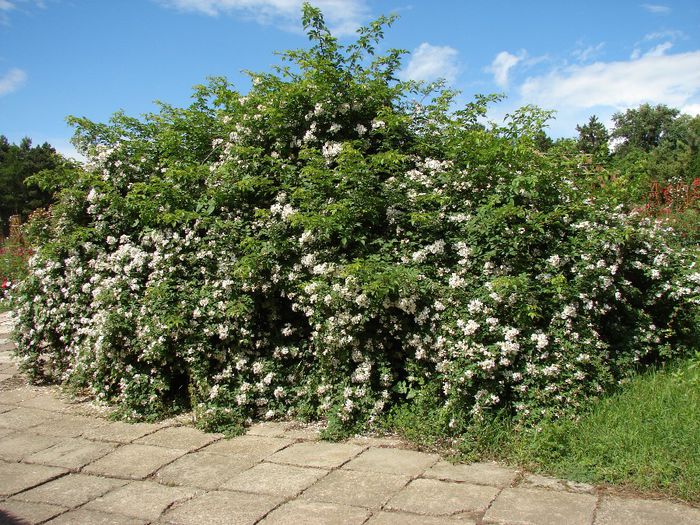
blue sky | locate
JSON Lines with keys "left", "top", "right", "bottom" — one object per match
{"left": 1, "top": 0, "right": 699, "bottom": 159}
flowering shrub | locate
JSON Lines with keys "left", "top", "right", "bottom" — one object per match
{"left": 11, "top": 6, "right": 700, "bottom": 436}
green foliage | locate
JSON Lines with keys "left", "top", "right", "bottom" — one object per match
{"left": 0, "top": 136, "right": 73, "bottom": 235}
{"left": 612, "top": 103, "right": 680, "bottom": 153}
{"left": 10, "top": 5, "right": 700, "bottom": 439}
{"left": 576, "top": 115, "right": 609, "bottom": 159}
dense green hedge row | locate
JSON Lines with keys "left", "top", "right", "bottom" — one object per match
{"left": 12, "top": 6, "right": 699, "bottom": 437}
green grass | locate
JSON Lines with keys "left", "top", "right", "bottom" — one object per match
{"left": 497, "top": 355, "right": 700, "bottom": 502}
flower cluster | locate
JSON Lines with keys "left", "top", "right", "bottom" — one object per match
{"left": 10, "top": 7, "right": 700, "bottom": 436}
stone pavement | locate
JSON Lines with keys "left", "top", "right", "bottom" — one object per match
{"left": 0, "top": 312, "right": 699, "bottom": 524}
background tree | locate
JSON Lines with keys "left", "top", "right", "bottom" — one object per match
{"left": 576, "top": 115, "right": 609, "bottom": 158}
{"left": 0, "top": 136, "right": 64, "bottom": 235}
{"left": 611, "top": 103, "right": 679, "bottom": 153}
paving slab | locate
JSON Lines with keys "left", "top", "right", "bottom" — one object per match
{"left": 221, "top": 461, "right": 327, "bottom": 497}
{"left": 0, "top": 499, "right": 67, "bottom": 524}
{"left": 0, "top": 407, "right": 61, "bottom": 430}
{"left": 385, "top": 478, "right": 499, "bottom": 516}
{"left": 0, "top": 405, "right": 14, "bottom": 415}
{"left": 133, "top": 425, "right": 220, "bottom": 451}
{"left": 0, "top": 387, "right": 38, "bottom": 406}
{"left": 200, "top": 435, "right": 292, "bottom": 460}
{"left": 260, "top": 499, "right": 371, "bottom": 525}
{"left": 366, "top": 511, "right": 475, "bottom": 524}
{"left": 45, "top": 508, "right": 148, "bottom": 524}
{"left": 30, "top": 414, "right": 105, "bottom": 438}
{"left": 346, "top": 435, "right": 406, "bottom": 448}
{"left": 18, "top": 393, "right": 77, "bottom": 413}
{"left": 483, "top": 487, "right": 596, "bottom": 525}
{"left": 301, "top": 469, "right": 409, "bottom": 509}
{"left": 82, "top": 443, "right": 187, "bottom": 479}
{"left": 85, "top": 480, "right": 197, "bottom": 521}
{"left": 267, "top": 441, "right": 365, "bottom": 469}
{"left": 425, "top": 460, "right": 518, "bottom": 487}
{"left": 245, "top": 422, "right": 289, "bottom": 437}
{"left": 25, "top": 437, "right": 117, "bottom": 469}
{"left": 595, "top": 495, "right": 700, "bottom": 525}
{"left": 155, "top": 451, "right": 257, "bottom": 489}
{"left": 14, "top": 473, "right": 127, "bottom": 508}
{"left": 0, "top": 460, "right": 67, "bottom": 496}
{"left": 343, "top": 447, "right": 439, "bottom": 477}
{"left": 0, "top": 431, "right": 63, "bottom": 461}
{"left": 81, "top": 420, "right": 163, "bottom": 443}
{"left": 161, "top": 489, "right": 283, "bottom": 525}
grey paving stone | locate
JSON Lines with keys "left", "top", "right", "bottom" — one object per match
{"left": 385, "top": 478, "right": 498, "bottom": 516}
{"left": 245, "top": 422, "right": 289, "bottom": 437}
{"left": 221, "top": 461, "right": 327, "bottom": 497}
{"left": 45, "top": 508, "right": 148, "bottom": 524}
{"left": 15, "top": 473, "right": 127, "bottom": 508}
{"left": 595, "top": 495, "right": 700, "bottom": 525}
{"left": 18, "top": 393, "right": 76, "bottom": 413}
{"left": 425, "top": 460, "right": 518, "bottom": 487}
{"left": 201, "top": 435, "right": 293, "bottom": 460}
{"left": 0, "top": 460, "right": 67, "bottom": 496}
{"left": 0, "top": 342, "right": 13, "bottom": 351}
{"left": 162, "top": 490, "right": 283, "bottom": 525}
{"left": 0, "top": 387, "right": 36, "bottom": 406}
{"left": 367, "top": 511, "right": 475, "bottom": 524}
{"left": 133, "top": 425, "right": 220, "bottom": 451}
{"left": 85, "top": 480, "right": 197, "bottom": 521}
{"left": 343, "top": 447, "right": 439, "bottom": 477}
{"left": 25, "top": 438, "right": 117, "bottom": 469}
{"left": 81, "top": 420, "right": 163, "bottom": 443}
{"left": 155, "top": 451, "right": 257, "bottom": 489}
{"left": 520, "top": 473, "right": 569, "bottom": 491}
{"left": 0, "top": 431, "right": 63, "bottom": 461}
{"left": 483, "top": 487, "right": 596, "bottom": 525}
{"left": 279, "top": 424, "right": 322, "bottom": 441}
{"left": 0, "top": 499, "right": 67, "bottom": 524}
{"left": 29, "top": 415, "right": 105, "bottom": 438}
{"left": 260, "top": 499, "right": 370, "bottom": 525}
{"left": 0, "top": 405, "right": 15, "bottom": 415}
{"left": 0, "top": 407, "right": 61, "bottom": 430}
{"left": 345, "top": 435, "right": 406, "bottom": 448}
{"left": 267, "top": 441, "right": 364, "bottom": 469}
{"left": 82, "top": 443, "right": 187, "bottom": 479}
{"left": 0, "top": 373, "right": 13, "bottom": 382}
{"left": 301, "top": 469, "right": 409, "bottom": 509}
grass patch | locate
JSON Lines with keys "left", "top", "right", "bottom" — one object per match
{"left": 475, "top": 355, "right": 700, "bottom": 502}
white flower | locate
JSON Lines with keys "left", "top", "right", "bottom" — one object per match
{"left": 355, "top": 123, "right": 367, "bottom": 136}
{"left": 322, "top": 141, "right": 342, "bottom": 159}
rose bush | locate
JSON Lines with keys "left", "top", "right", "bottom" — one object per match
{"left": 11, "top": 5, "right": 700, "bottom": 437}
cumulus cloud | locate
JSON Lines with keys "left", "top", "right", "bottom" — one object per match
{"left": 519, "top": 50, "right": 700, "bottom": 111}
{"left": 488, "top": 50, "right": 526, "bottom": 87}
{"left": 0, "top": 68, "right": 27, "bottom": 96}
{"left": 400, "top": 42, "right": 459, "bottom": 83}
{"left": 157, "top": 0, "right": 368, "bottom": 36}
{"left": 642, "top": 3, "right": 670, "bottom": 14}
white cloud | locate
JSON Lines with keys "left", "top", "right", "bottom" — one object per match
{"left": 400, "top": 42, "right": 459, "bottom": 83}
{"left": 642, "top": 3, "right": 670, "bottom": 14}
{"left": 157, "top": 0, "right": 368, "bottom": 36}
{"left": 644, "top": 41, "right": 673, "bottom": 57}
{"left": 0, "top": 68, "right": 27, "bottom": 96}
{"left": 520, "top": 50, "right": 700, "bottom": 111}
{"left": 0, "top": 0, "right": 15, "bottom": 11}
{"left": 643, "top": 29, "right": 684, "bottom": 42}
{"left": 681, "top": 103, "right": 700, "bottom": 116}
{"left": 572, "top": 42, "right": 605, "bottom": 62}
{"left": 488, "top": 50, "right": 525, "bottom": 87}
